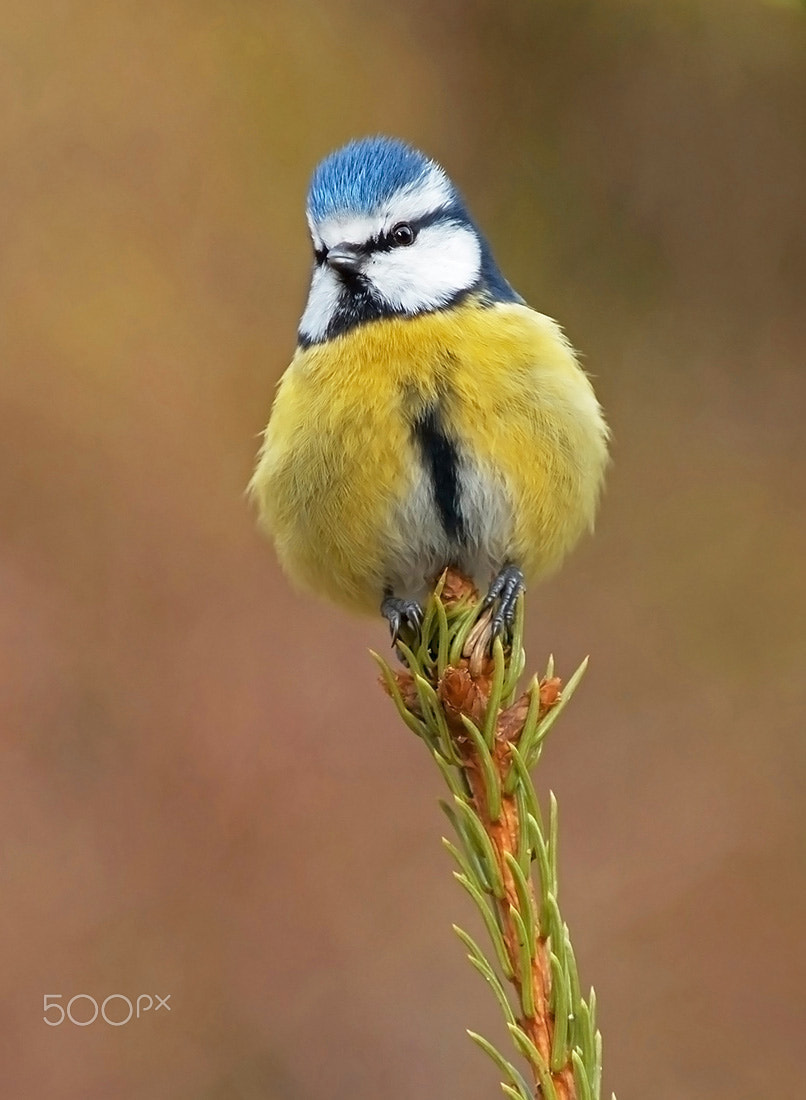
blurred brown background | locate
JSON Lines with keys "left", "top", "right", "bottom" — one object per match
{"left": 1, "top": 0, "right": 804, "bottom": 1097}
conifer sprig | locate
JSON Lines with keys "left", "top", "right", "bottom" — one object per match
{"left": 373, "top": 569, "right": 614, "bottom": 1100}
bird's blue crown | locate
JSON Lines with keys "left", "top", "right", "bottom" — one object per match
{"left": 307, "top": 137, "right": 439, "bottom": 221}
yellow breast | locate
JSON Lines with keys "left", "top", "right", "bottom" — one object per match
{"left": 249, "top": 298, "right": 609, "bottom": 613}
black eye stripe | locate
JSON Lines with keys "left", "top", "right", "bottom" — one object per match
{"left": 373, "top": 205, "right": 462, "bottom": 252}
{"left": 314, "top": 203, "right": 464, "bottom": 261}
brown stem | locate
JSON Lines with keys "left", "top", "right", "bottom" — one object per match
{"left": 460, "top": 741, "right": 575, "bottom": 1100}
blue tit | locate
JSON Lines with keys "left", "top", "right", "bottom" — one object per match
{"left": 249, "top": 136, "right": 609, "bottom": 639}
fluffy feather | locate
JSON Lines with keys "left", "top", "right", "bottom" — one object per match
{"left": 249, "top": 297, "right": 609, "bottom": 612}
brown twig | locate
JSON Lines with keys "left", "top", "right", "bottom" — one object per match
{"left": 389, "top": 567, "right": 575, "bottom": 1099}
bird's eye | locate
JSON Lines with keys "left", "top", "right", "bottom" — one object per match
{"left": 314, "top": 246, "right": 327, "bottom": 265}
{"left": 390, "top": 222, "right": 416, "bottom": 247}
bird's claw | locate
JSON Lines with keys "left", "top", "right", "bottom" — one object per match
{"left": 381, "top": 594, "right": 424, "bottom": 645}
{"left": 483, "top": 564, "right": 524, "bottom": 641}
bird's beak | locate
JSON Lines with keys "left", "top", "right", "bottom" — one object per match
{"left": 326, "top": 243, "right": 364, "bottom": 276}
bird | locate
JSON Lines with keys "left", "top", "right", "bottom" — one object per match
{"left": 249, "top": 136, "right": 609, "bottom": 641}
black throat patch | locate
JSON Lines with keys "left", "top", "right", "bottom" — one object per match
{"left": 328, "top": 279, "right": 400, "bottom": 341}
{"left": 413, "top": 404, "right": 465, "bottom": 543}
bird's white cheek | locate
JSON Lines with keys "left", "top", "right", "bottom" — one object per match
{"left": 299, "top": 266, "right": 342, "bottom": 342}
{"left": 367, "top": 225, "right": 482, "bottom": 313}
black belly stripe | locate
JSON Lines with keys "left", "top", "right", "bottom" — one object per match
{"left": 413, "top": 404, "right": 465, "bottom": 542}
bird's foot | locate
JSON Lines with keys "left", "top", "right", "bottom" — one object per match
{"left": 381, "top": 593, "right": 424, "bottom": 645}
{"left": 482, "top": 564, "right": 524, "bottom": 640}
